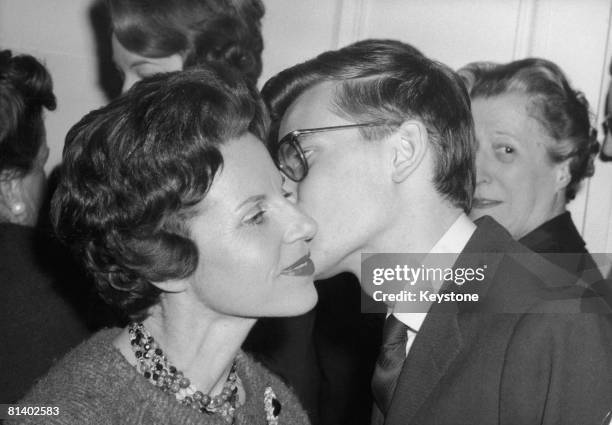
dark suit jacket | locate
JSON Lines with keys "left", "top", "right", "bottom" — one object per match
{"left": 384, "top": 216, "right": 612, "bottom": 425}
{"left": 0, "top": 223, "right": 92, "bottom": 403}
{"left": 519, "top": 211, "right": 612, "bottom": 307}
{"left": 519, "top": 211, "right": 602, "bottom": 277}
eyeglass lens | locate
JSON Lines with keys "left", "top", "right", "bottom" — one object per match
{"left": 278, "top": 137, "right": 305, "bottom": 181}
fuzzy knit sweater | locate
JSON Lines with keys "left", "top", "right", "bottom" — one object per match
{"left": 8, "top": 328, "right": 311, "bottom": 425}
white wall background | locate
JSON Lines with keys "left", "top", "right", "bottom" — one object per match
{"left": 1, "top": 0, "right": 612, "bottom": 260}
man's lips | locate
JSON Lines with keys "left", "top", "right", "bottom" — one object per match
{"left": 472, "top": 198, "right": 502, "bottom": 209}
{"left": 281, "top": 254, "right": 315, "bottom": 276}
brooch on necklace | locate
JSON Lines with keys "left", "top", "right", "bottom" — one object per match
{"left": 264, "top": 386, "right": 281, "bottom": 425}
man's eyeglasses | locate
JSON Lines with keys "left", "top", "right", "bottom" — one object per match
{"left": 275, "top": 122, "right": 386, "bottom": 182}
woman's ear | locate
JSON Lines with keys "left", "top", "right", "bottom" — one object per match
{"left": 390, "top": 120, "right": 428, "bottom": 183}
{"left": 554, "top": 158, "right": 572, "bottom": 192}
{"left": 0, "top": 177, "right": 29, "bottom": 225}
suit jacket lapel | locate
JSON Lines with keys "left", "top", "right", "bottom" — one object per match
{"left": 384, "top": 216, "right": 508, "bottom": 425}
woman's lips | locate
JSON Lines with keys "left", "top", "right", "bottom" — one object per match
{"left": 281, "top": 254, "right": 315, "bottom": 276}
{"left": 472, "top": 198, "right": 502, "bottom": 209}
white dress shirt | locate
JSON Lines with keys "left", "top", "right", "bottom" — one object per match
{"left": 391, "top": 213, "right": 476, "bottom": 356}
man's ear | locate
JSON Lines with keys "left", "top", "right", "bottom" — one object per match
{"left": 554, "top": 158, "right": 572, "bottom": 192}
{"left": 391, "top": 120, "right": 428, "bottom": 183}
{"left": 0, "top": 176, "right": 28, "bottom": 224}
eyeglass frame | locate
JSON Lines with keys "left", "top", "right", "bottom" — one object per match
{"left": 274, "top": 122, "right": 388, "bottom": 182}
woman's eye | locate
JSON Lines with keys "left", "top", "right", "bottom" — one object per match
{"left": 494, "top": 145, "right": 515, "bottom": 163}
{"left": 245, "top": 210, "right": 266, "bottom": 225}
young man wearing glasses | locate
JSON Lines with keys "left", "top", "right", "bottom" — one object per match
{"left": 262, "top": 39, "right": 612, "bottom": 425}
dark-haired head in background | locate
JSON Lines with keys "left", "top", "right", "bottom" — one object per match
{"left": 107, "top": 0, "right": 264, "bottom": 92}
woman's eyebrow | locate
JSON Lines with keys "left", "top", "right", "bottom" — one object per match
{"left": 235, "top": 194, "right": 265, "bottom": 212}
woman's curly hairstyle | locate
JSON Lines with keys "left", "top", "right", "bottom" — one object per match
{"left": 0, "top": 50, "right": 56, "bottom": 179}
{"left": 107, "top": 0, "right": 265, "bottom": 86}
{"left": 51, "top": 66, "right": 268, "bottom": 320}
{"left": 459, "top": 58, "right": 598, "bottom": 202}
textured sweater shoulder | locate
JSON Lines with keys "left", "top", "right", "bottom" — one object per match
{"left": 8, "top": 328, "right": 311, "bottom": 425}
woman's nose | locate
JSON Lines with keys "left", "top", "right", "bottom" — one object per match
{"left": 474, "top": 147, "right": 491, "bottom": 185}
{"left": 284, "top": 205, "right": 317, "bottom": 244}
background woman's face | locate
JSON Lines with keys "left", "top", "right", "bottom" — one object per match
{"left": 470, "top": 93, "right": 564, "bottom": 239}
{"left": 186, "top": 134, "right": 318, "bottom": 318}
{"left": 112, "top": 34, "right": 183, "bottom": 93}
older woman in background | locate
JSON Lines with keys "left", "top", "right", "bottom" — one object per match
{"left": 108, "top": 0, "right": 264, "bottom": 92}
{"left": 12, "top": 67, "right": 315, "bottom": 424}
{"left": 0, "top": 50, "right": 92, "bottom": 403}
{"left": 459, "top": 58, "right": 604, "bottom": 286}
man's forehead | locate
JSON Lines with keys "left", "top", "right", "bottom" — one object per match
{"left": 279, "top": 81, "right": 345, "bottom": 136}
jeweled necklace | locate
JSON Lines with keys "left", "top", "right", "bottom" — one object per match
{"left": 128, "top": 322, "right": 239, "bottom": 423}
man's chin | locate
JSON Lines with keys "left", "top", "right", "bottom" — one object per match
{"left": 311, "top": 247, "right": 364, "bottom": 281}
{"left": 312, "top": 256, "right": 339, "bottom": 281}
{"left": 313, "top": 266, "right": 336, "bottom": 281}
{"left": 313, "top": 258, "right": 354, "bottom": 281}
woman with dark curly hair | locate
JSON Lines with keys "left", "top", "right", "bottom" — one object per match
{"left": 11, "top": 67, "right": 315, "bottom": 425}
{"left": 108, "top": 0, "right": 264, "bottom": 92}
{"left": 459, "top": 58, "right": 604, "bottom": 284}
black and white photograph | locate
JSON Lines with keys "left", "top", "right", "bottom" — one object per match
{"left": 1, "top": 1, "right": 612, "bottom": 424}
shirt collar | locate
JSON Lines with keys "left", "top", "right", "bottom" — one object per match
{"left": 392, "top": 213, "right": 476, "bottom": 332}
{"left": 429, "top": 213, "right": 476, "bottom": 254}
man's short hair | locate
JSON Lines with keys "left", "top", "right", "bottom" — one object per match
{"left": 262, "top": 39, "right": 475, "bottom": 212}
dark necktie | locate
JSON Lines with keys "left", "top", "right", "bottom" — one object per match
{"left": 371, "top": 314, "right": 410, "bottom": 415}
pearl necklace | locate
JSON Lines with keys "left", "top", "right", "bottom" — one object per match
{"left": 128, "top": 323, "right": 239, "bottom": 423}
